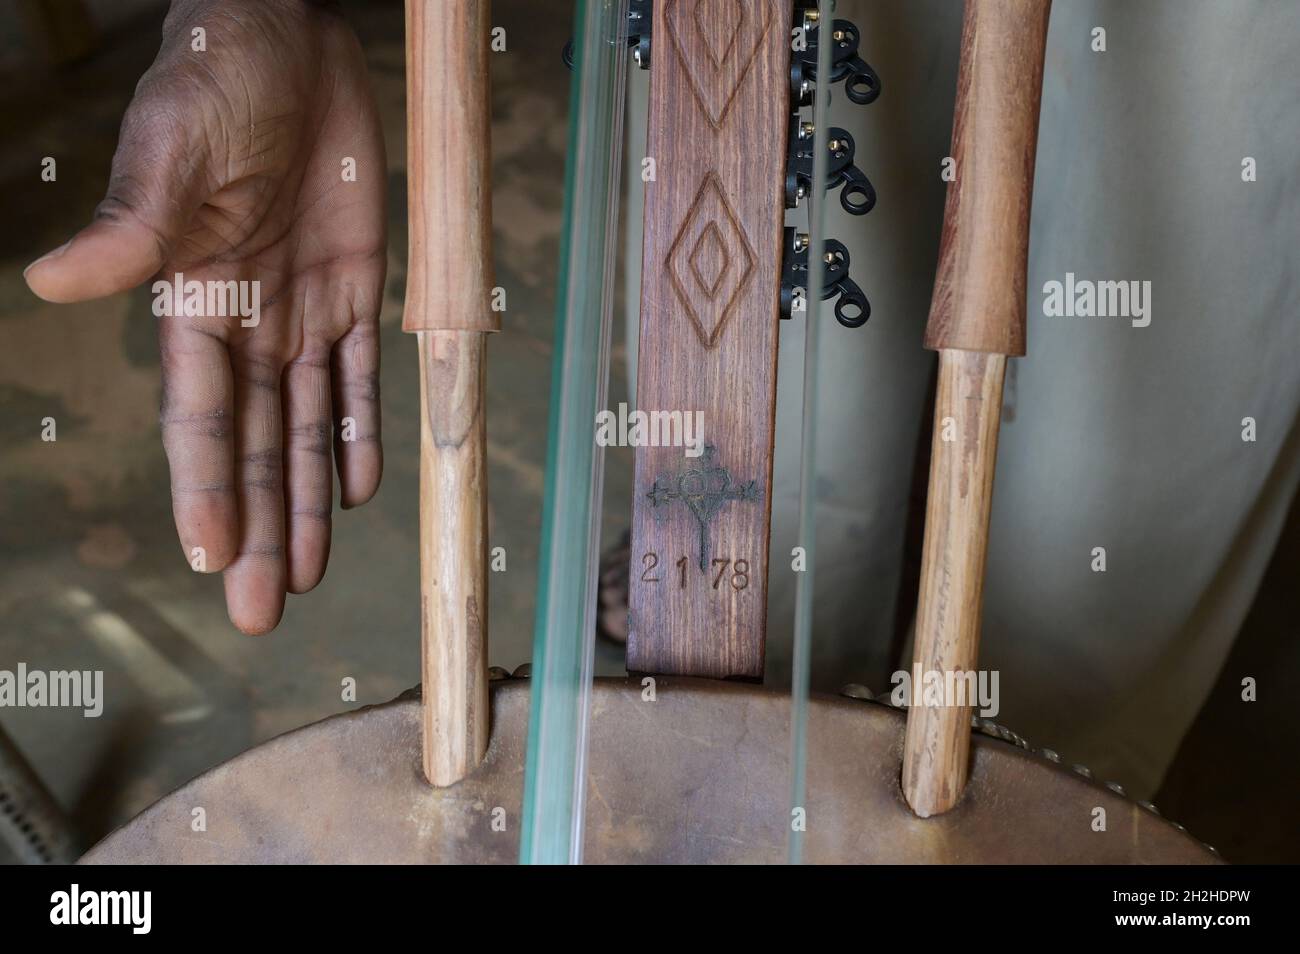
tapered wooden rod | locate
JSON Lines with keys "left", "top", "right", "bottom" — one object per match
{"left": 416, "top": 331, "right": 490, "bottom": 785}
{"left": 903, "top": 0, "right": 1051, "bottom": 817}
{"left": 403, "top": 0, "right": 497, "bottom": 786}
{"left": 902, "top": 348, "right": 1005, "bottom": 816}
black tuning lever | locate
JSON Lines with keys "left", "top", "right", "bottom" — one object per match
{"left": 779, "top": 228, "right": 870, "bottom": 329}
{"left": 790, "top": 17, "right": 881, "bottom": 107}
{"left": 785, "top": 119, "right": 877, "bottom": 215}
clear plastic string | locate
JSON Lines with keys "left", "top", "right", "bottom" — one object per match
{"left": 520, "top": 0, "right": 629, "bottom": 866}
{"left": 787, "top": 0, "right": 834, "bottom": 867}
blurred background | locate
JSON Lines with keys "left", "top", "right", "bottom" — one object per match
{"left": 0, "top": 0, "right": 1295, "bottom": 864}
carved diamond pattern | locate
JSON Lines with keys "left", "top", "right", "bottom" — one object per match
{"left": 693, "top": 0, "right": 742, "bottom": 68}
{"left": 664, "top": 0, "right": 777, "bottom": 127}
{"left": 667, "top": 173, "right": 755, "bottom": 348}
{"left": 688, "top": 223, "right": 730, "bottom": 298}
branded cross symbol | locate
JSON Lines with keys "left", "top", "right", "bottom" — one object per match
{"left": 648, "top": 445, "right": 761, "bottom": 570}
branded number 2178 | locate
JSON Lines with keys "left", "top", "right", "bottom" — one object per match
{"left": 640, "top": 553, "right": 750, "bottom": 591}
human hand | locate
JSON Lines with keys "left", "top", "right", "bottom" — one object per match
{"left": 25, "top": 0, "right": 387, "bottom": 634}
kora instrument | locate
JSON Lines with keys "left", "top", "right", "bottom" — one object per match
{"left": 84, "top": 0, "right": 1217, "bottom": 866}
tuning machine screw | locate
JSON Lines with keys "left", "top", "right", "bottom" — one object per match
{"left": 785, "top": 119, "right": 877, "bottom": 215}
{"left": 779, "top": 227, "right": 870, "bottom": 328}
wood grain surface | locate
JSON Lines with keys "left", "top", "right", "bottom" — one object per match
{"left": 403, "top": 0, "right": 497, "bottom": 333}
{"left": 627, "top": 0, "right": 792, "bottom": 679}
{"left": 923, "top": 0, "right": 1051, "bottom": 356}
{"left": 903, "top": 348, "right": 1006, "bottom": 817}
{"left": 402, "top": 0, "right": 496, "bottom": 786}
{"left": 416, "top": 330, "right": 491, "bottom": 786}
{"left": 905, "top": 0, "right": 1052, "bottom": 817}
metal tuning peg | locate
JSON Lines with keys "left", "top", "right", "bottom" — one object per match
{"left": 779, "top": 228, "right": 870, "bottom": 328}
{"left": 821, "top": 237, "right": 869, "bottom": 327}
{"left": 785, "top": 119, "right": 877, "bottom": 215}
{"left": 563, "top": 0, "right": 653, "bottom": 71}
{"left": 827, "top": 132, "right": 876, "bottom": 215}
{"left": 790, "top": 15, "right": 881, "bottom": 107}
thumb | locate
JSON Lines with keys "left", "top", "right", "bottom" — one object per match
{"left": 25, "top": 96, "right": 211, "bottom": 304}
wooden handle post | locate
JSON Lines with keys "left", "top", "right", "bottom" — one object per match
{"left": 903, "top": 0, "right": 1050, "bottom": 817}
{"left": 404, "top": 0, "right": 497, "bottom": 786}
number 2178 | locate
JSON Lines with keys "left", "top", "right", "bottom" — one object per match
{"left": 640, "top": 553, "right": 750, "bottom": 591}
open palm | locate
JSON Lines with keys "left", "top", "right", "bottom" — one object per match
{"left": 25, "top": 0, "right": 387, "bottom": 634}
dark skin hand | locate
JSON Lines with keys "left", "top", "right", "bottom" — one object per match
{"left": 24, "top": 0, "right": 387, "bottom": 634}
